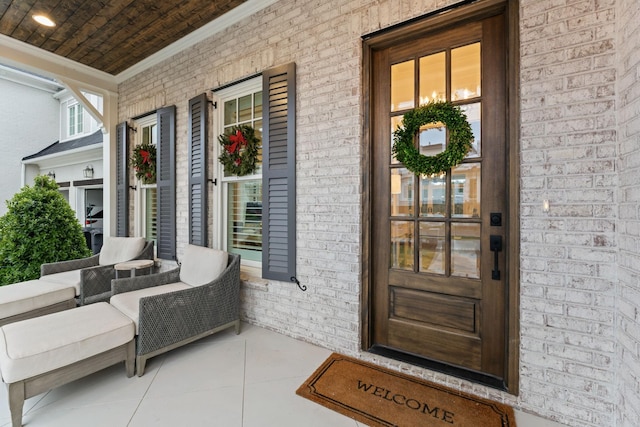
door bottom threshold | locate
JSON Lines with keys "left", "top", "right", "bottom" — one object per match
{"left": 368, "top": 345, "right": 507, "bottom": 391}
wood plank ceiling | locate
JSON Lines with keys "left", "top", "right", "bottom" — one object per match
{"left": 0, "top": 0, "right": 247, "bottom": 75}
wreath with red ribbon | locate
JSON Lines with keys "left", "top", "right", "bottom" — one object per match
{"left": 131, "top": 142, "right": 156, "bottom": 184}
{"left": 218, "top": 125, "right": 260, "bottom": 176}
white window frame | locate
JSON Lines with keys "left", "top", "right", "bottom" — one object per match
{"left": 68, "top": 102, "right": 83, "bottom": 137}
{"left": 213, "top": 76, "right": 262, "bottom": 268}
{"left": 132, "top": 114, "right": 157, "bottom": 243}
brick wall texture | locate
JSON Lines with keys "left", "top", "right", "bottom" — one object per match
{"left": 616, "top": 0, "right": 640, "bottom": 426}
{"left": 117, "top": 0, "right": 640, "bottom": 425}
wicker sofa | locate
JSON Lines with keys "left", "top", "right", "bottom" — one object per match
{"left": 110, "top": 245, "right": 240, "bottom": 376}
{"left": 40, "top": 237, "right": 154, "bottom": 305}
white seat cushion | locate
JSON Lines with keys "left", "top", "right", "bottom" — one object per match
{"left": 110, "top": 282, "right": 191, "bottom": 334}
{"left": 179, "top": 245, "right": 228, "bottom": 287}
{"left": 0, "top": 302, "right": 134, "bottom": 383}
{"left": 38, "top": 270, "right": 82, "bottom": 295}
{"left": 0, "top": 280, "right": 75, "bottom": 319}
{"left": 99, "top": 237, "right": 146, "bottom": 266}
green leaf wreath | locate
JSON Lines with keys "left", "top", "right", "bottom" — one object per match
{"left": 392, "top": 101, "right": 474, "bottom": 176}
{"left": 131, "top": 142, "right": 157, "bottom": 184}
{"left": 218, "top": 124, "right": 260, "bottom": 176}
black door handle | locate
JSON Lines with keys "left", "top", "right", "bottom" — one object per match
{"left": 490, "top": 235, "right": 502, "bottom": 280}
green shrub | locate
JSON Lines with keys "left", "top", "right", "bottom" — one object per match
{"left": 0, "top": 175, "right": 92, "bottom": 286}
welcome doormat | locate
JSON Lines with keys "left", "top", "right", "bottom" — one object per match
{"left": 296, "top": 353, "right": 516, "bottom": 427}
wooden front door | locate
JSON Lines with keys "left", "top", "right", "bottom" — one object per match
{"left": 369, "top": 11, "right": 509, "bottom": 385}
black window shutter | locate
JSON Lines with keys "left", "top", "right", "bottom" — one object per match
{"left": 188, "top": 94, "right": 208, "bottom": 247}
{"left": 156, "top": 106, "right": 176, "bottom": 260}
{"left": 115, "top": 122, "right": 129, "bottom": 237}
{"left": 262, "top": 63, "right": 296, "bottom": 282}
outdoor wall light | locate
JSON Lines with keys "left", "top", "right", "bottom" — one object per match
{"left": 83, "top": 165, "right": 94, "bottom": 179}
{"left": 47, "top": 171, "right": 55, "bottom": 179}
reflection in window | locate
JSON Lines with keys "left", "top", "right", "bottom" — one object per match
{"left": 391, "top": 60, "right": 415, "bottom": 112}
{"left": 451, "top": 223, "right": 480, "bottom": 278}
{"left": 451, "top": 163, "right": 481, "bottom": 218}
{"left": 419, "top": 222, "right": 445, "bottom": 274}
{"left": 419, "top": 122, "right": 446, "bottom": 157}
{"left": 391, "top": 168, "right": 413, "bottom": 217}
{"left": 451, "top": 43, "right": 481, "bottom": 101}
{"left": 460, "top": 103, "right": 481, "bottom": 158}
{"left": 419, "top": 52, "right": 446, "bottom": 104}
{"left": 391, "top": 221, "right": 414, "bottom": 270}
{"left": 420, "top": 174, "right": 446, "bottom": 217}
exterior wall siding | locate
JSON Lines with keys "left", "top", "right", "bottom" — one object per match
{"left": 117, "top": 0, "right": 638, "bottom": 425}
{"left": 0, "top": 79, "right": 59, "bottom": 215}
{"left": 616, "top": 0, "right": 640, "bottom": 425}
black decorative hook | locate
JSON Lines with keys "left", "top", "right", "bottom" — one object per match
{"left": 291, "top": 276, "right": 306, "bottom": 292}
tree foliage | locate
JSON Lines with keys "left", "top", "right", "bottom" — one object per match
{"left": 0, "top": 175, "right": 92, "bottom": 286}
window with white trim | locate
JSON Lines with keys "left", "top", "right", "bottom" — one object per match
{"left": 134, "top": 115, "right": 158, "bottom": 246}
{"left": 216, "top": 77, "right": 263, "bottom": 266}
{"left": 68, "top": 103, "right": 83, "bottom": 136}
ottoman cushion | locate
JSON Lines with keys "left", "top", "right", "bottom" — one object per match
{"left": 0, "top": 302, "right": 134, "bottom": 383}
{"left": 0, "top": 280, "right": 75, "bottom": 318}
{"left": 39, "top": 270, "right": 82, "bottom": 294}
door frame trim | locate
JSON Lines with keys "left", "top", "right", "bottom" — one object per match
{"left": 360, "top": 0, "right": 521, "bottom": 395}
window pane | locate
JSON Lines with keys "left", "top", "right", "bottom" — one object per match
{"left": 391, "top": 168, "right": 413, "bottom": 217}
{"left": 451, "top": 163, "right": 481, "bottom": 218}
{"left": 224, "top": 99, "right": 237, "bottom": 125}
{"left": 391, "top": 115, "right": 403, "bottom": 164}
{"left": 420, "top": 174, "right": 446, "bottom": 217}
{"left": 391, "top": 60, "right": 414, "bottom": 112}
{"left": 77, "top": 105, "right": 83, "bottom": 133}
{"left": 254, "top": 119, "right": 263, "bottom": 173}
{"left": 420, "top": 222, "right": 445, "bottom": 274}
{"left": 451, "top": 223, "right": 480, "bottom": 279}
{"left": 69, "top": 105, "right": 75, "bottom": 135}
{"left": 419, "top": 51, "right": 446, "bottom": 104}
{"left": 419, "top": 121, "right": 446, "bottom": 156}
{"left": 451, "top": 43, "right": 481, "bottom": 101}
{"left": 254, "top": 92, "right": 263, "bottom": 118}
{"left": 391, "top": 221, "right": 413, "bottom": 270}
{"left": 238, "top": 94, "right": 252, "bottom": 122}
{"left": 460, "top": 103, "right": 481, "bottom": 158}
{"left": 227, "top": 181, "right": 262, "bottom": 262}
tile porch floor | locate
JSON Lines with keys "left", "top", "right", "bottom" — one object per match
{"left": 0, "top": 322, "right": 565, "bottom": 426}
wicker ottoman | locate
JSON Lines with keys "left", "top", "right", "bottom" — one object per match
{"left": 0, "top": 302, "right": 135, "bottom": 427}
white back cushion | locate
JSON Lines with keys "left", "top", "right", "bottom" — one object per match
{"left": 179, "top": 245, "right": 228, "bottom": 287}
{"left": 98, "top": 237, "right": 146, "bottom": 266}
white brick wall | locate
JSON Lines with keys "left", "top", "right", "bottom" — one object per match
{"left": 616, "top": 0, "right": 640, "bottom": 425}
{"left": 117, "top": 0, "right": 640, "bottom": 425}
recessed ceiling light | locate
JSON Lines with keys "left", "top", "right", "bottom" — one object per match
{"left": 33, "top": 14, "right": 56, "bottom": 27}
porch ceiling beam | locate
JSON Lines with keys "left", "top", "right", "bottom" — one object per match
{"left": 0, "top": 34, "right": 117, "bottom": 94}
{"left": 59, "top": 78, "right": 105, "bottom": 129}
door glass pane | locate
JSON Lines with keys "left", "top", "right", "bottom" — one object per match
{"left": 420, "top": 222, "right": 445, "bottom": 274}
{"left": 420, "top": 174, "right": 446, "bottom": 217}
{"left": 391, "top": 60, "right": 414, "bottom": 112}
{"left": 451, "top": 43, "right": 481, "bottom": 101}
{"left": 419, "top": 52, "right": 446, "bottom": 104}
{"left": 451, "top": 163, "right": 481, "bottom": 218}
{"left": 391, "top": 115, "right": 403, "bottom": 164}
{"left": 451, "top": 223, "right": 480, "bottom": 278}
{"left": 391, "top": 168, "right": 414, "bottom": 217}
{"left": 391, "top": 221, "right": 414, "bottom": 270}
{"left": 419, "top": 121, "right": 446, "bottom": 156}
{"left": 460, "top": 103, "right": 481, "bottom": 158}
